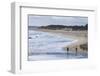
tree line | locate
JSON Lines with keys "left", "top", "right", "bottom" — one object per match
{"left": 39, "top": 24, "right": 88, "bottom": 31}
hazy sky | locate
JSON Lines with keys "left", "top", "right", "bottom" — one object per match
{"left": 28, "top": 15, "right": 88, "bottom": 26}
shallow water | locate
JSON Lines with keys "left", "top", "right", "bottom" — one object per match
{"left": 28, "top": 30, "right": 88, "bottom": 61}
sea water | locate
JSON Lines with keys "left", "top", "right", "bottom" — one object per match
{"left": 28, "top": 30, "right": 88, "bottom": 61}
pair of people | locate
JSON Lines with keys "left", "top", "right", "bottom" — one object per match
{"left": 66, "top": 47, "right": 78, "bottom": 54}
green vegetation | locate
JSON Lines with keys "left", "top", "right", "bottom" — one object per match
{"left": 39, "top": 24, "right": 88, "bottom": 31}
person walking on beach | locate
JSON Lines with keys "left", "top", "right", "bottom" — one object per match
{"left": 67, "top": 47, "right": 69, "bottom": 54}
{"left": 75, "top": 47, "right": 78, "bottom": 55}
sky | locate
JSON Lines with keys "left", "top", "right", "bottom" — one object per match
{"left": 28, "top": 15, "right": 88, "bottom": 26}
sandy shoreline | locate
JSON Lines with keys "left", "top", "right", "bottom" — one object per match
{"left": 32, "top": 29, "right": 88, "bottom": 52}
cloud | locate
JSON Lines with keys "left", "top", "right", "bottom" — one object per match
{"left": 29, "top": 15, "right": 88, "bottom": 26}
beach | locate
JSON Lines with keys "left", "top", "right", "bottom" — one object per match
{"left": 33, "top": 29, "right": 88, "bottom": 53}
{"left": 28, "top": 28, "right": 88, "bottom": 60}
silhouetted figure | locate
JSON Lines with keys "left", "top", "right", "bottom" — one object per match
{"left": 75, "top": 47, "right": 78, "bottom": 55}
{"left": 67, "top": 47, "right": 69, "bottom": 54}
